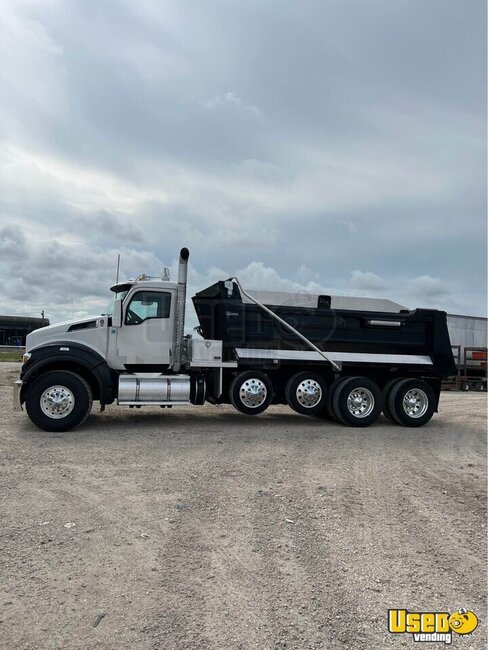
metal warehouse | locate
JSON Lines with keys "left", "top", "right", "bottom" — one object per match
{"left": 447, "top": 314, "right": 487, "bottom": 352}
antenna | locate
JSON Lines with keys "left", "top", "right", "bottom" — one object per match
{"left": 115, "top": 254, "right": 120, "bottom": 284}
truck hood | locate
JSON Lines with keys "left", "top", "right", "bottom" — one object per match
{"left": 26, "top": 315, "right": 102, "bottom": 351}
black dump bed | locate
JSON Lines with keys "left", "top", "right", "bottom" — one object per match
{"left": 192, "top": 281, "right": 455, "bottom": 378}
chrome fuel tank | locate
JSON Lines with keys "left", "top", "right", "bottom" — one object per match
{"left": 118, "top": 374, "right": 190, "bottom": 405}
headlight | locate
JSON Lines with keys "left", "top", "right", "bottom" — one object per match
{"left": 22, "top": 352, "right": 31, "bottom": 364}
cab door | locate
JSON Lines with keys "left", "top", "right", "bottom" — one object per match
{"left": 108, "top": 289, "right": 175, "bottom": 371}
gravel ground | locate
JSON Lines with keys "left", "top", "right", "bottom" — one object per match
{"left": 0, "top": 362, "right": 486, "bottom": 650}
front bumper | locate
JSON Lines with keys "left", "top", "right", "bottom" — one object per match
{"left": 13, "top": 380, "right": 23, "bottom": 411}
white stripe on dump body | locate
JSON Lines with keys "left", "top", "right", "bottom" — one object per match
{"left": 235, "top": 348, "right": 433, "bottom": 366}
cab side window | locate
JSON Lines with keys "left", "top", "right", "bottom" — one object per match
{"left": 125, "top": 291, "right": 171, "bottom": 325}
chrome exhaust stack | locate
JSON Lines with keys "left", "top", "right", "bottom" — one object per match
{"left": 172, "top": 247, "right": 190, "bottom": 372}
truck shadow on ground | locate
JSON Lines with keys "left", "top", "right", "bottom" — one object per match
{"left": 82, "top": 409, "right": 393, "bottom": 430}
{"left": 18, "top": 409, "right": 404, "bottom": 445}
{"left": 99, "top": 407, "right": 325, "bottom": 427}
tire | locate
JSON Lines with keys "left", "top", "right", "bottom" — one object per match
{"left": 477, "top": 382, "right": 486, "bottom": 392}
{"left": 331, "top": 376, "right": 383, "bottom": 427}
{"left": 387, "top": 378, "right": 435, "bottom": 427}
{"left": 285, "top": 372, "right": 328, "bottom": 416}
{"left": 229, "top": 371, "right": 273, "bottom": 415}
{"left": 382, "top": 378, "right": 400, "bottom": 424}
{"left": 25, "top": 370, "right": 93, "bottom": 432}
{"left": 461, "top": 382, "right": 470, "bottom": 392}
{"left": 326, "top": 377, "right": 351, "bottom": 423}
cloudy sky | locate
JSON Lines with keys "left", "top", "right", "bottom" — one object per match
{"left": 0, "top": 0, "right": 486, "bottom": 325}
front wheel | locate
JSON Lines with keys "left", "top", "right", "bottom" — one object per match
{"left": 229, "top": 371, "right": 273, "bottom": 415}
{"left": 25, "top": 371, "right": 93, "bottom": 432}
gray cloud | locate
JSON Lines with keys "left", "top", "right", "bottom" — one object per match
{"left": 0, "top": 225, "right": 26, "bottom": 259}
{"left": 0, "top": 0, "right": 485, "bottom": 321}
{"left": 350, "top": 271, "right": 386, "bottom": 291}
{"left": 72, "top": 211, "right": 147, "bottom": 245}
{"left": 409, "top": 275, "right": 450, "bottom": 299}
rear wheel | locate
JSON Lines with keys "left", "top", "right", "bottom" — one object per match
{"left": 285, "top": 372, "right": 328, "bottom": 416}
{"left": 229, "top": 371, "right": 273, "bottom": 415}
{"left": 387, "top": 378, "right": 435, "bottom": 427}
{"left": 25, "top": 370, "right": 93, "bottom": 432}
{"left": 477, "top": 382, "right": 486, "bottom": 392}
{"left": 326, "top": 377, "right": 350, "bottom": 422}
{"left": 331, "top": 376, "right": 382, "bottom": 427}
{"left": 382, "top": 378, "right": 401, "bottom": 424}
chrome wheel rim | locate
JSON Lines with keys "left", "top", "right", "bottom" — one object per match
{"left": 240, "top": 378, "right": 267, "bottom": 408}
{"left": 40, "top": 385, "right": 75, "bottom": 419}
{"left": 346, "top": 387, "right": 374, "bottom": 418}
{"left": 296, "top": 379, "right": 322, "bottom": 408}
{"left": 403, "top": 388, "right": 428, "bottom": 418}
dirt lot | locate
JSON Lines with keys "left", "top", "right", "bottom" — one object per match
{"left": 0, "top": 362, "right": 486, "bottom": 650}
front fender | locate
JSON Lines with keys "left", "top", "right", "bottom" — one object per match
{"left": 20, "top": 342, "right": 116, "bottom": 405}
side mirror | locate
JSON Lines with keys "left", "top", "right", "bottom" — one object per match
{"left": 112, "top": 299, "right": 123, "bottom": 328}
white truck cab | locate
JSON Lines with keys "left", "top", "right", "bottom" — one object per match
{"left": 24, "top": 279, "right": 178, "bottom": 370}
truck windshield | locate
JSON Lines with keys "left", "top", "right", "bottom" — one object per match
{"left": 102, "top": 291, "right": 128, "bottom": 316}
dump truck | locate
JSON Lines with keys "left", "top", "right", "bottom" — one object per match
{"left": 13, "top": 248, "right": 455, "bottom": 431}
